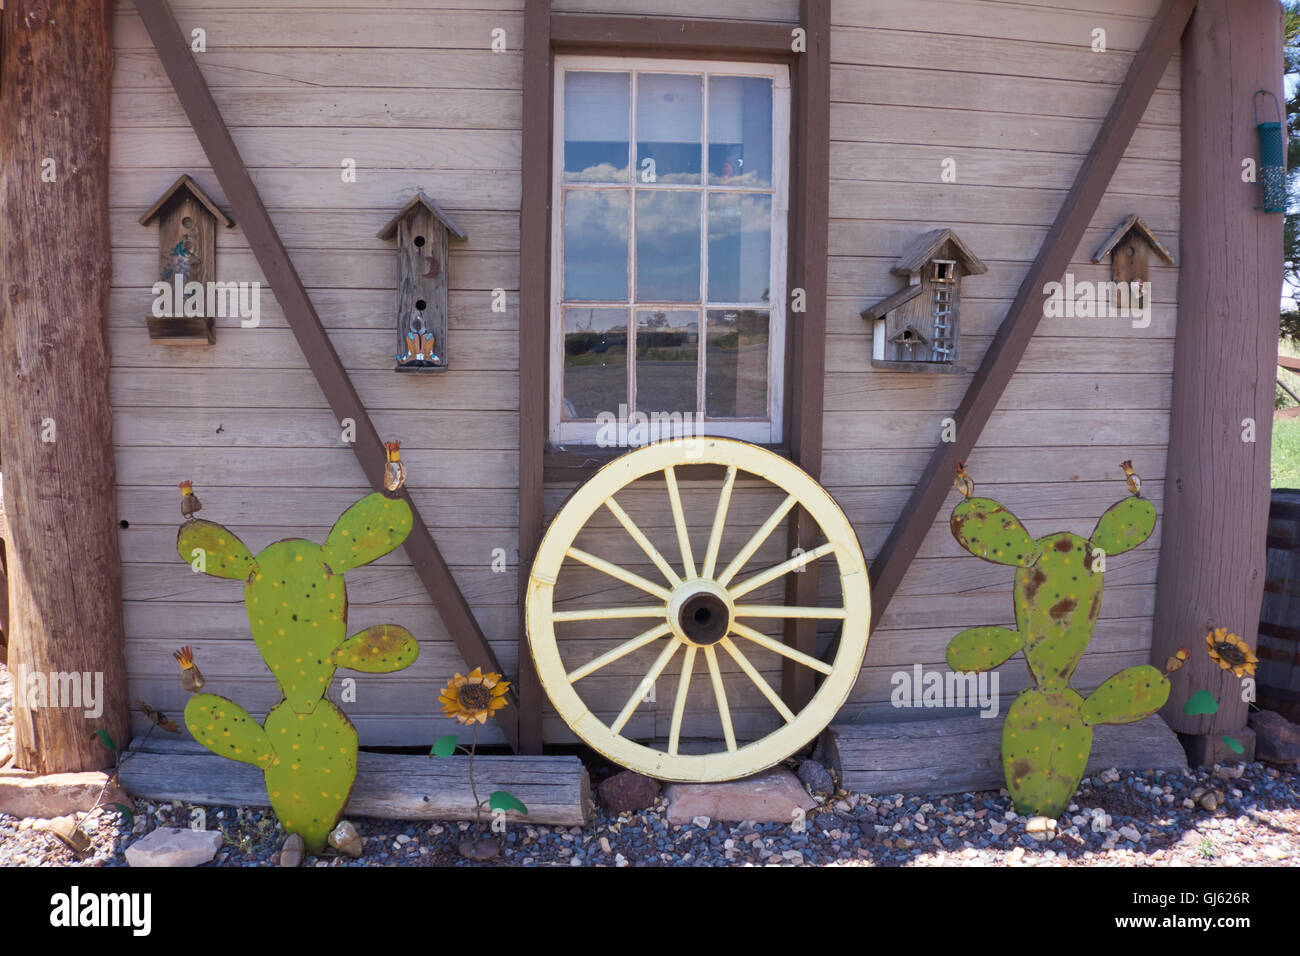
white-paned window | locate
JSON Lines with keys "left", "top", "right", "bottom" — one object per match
{"left": 550, "top": 56, "right": 791, "bottom": 445}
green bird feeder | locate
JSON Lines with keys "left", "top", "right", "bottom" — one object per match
{"left": 1255, "top": 91, "right": 1285, "bottom": 214}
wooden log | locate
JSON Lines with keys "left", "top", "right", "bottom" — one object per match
{"left": 1151, "top": 0, "right": 1284, "bottom": 742}
{"left": 821, "top": 714, "right": 1187, "bottom": 797}
{"left": 0, "top": 1, "right": 130, "bottom": 772}
{"left": 118, "top": 738, "right": 591, "bottom": 826}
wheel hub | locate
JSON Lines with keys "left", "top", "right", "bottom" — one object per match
{"left": 668, "top": 580, "right": 734, "bottom": 647}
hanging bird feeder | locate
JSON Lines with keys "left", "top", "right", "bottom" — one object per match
{"left": 1254, "top": 91, "right": 1286, "bottom": 214}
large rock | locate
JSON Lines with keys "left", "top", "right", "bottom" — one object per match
{"left": 597, "top": 770, "right": 660, "bottom": 814}
{"left": 125, "top": 827, "right": 223, "bottom": 867}
{"left": 1250, "top": 710, "right": 1300, "bottom": 764}
{"left": 0, "top": 769, "right": 127, "bottom": 819}
{"left": 796, "top": 759, "right": 835, "bottom": 795}
{"left": 663, "top": 766, "right": 816, "bottom": 825}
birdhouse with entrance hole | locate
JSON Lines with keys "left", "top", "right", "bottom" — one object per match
{"left": 139, "top": 175, "right": 233, "bottom": 345}
{"left": 1091, "top": 214, "right": 1174, "bottom": 311}
{"left": 862, "top": 228, "right": 986, "bottom": 372}
{"left": 378, "top": 192, "right": 468, "bottom": 373}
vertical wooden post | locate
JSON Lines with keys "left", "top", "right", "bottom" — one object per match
{"left": 516, "top": 0, "right": 553, "bottom": 754}
{"left": 1151, "top": 0, "right": 1284, "bottom": 763}
{"left": 0, "top": 0, "right": 129, "bottom": 772}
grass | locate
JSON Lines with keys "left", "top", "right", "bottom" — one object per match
{"left": 1277, "top": 337, "right": 1300, "bottom": 489}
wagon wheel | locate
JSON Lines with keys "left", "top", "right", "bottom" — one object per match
{"left": 526, "top": 437, "right": 870, "bottom": 782}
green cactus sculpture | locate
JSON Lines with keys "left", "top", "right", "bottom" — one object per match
{"left": 176, "top": 471, "right": 418, "bottom": 853}
{"left": 946, "top": 461, "right": 1169, "bottom": 819}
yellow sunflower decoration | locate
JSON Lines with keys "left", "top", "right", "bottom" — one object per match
{"left": 439, "top": 668, "right": 510, "bottom": 725}
{"left": 1205, "top": 628, "right": 1258, "bottom": 678}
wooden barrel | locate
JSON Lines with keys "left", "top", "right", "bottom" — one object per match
{"left": 1259, "top": 489, "right": 1300, "bottom": 722}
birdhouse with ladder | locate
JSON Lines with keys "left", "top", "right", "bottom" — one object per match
{"left": 378, "top": 191, "right": 468, "bottom": 373}
{"left": 862, "top": 228, "right": 986, "bottom": 372}
{"left": 139, "top": 175, "right": 233, "bottom": 345}
{"left": 1091, "top": 214, "right": 1174, "bottom": 311}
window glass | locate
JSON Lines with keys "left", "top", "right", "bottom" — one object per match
{"left": 636, "top": 73, "right": 703, "bottom": 185}
{"left": 708, "top": 193, "right": 772, "bottom": 304}
{"left": 564, "top": 190, "right": 629, "bottom": 301}
{"left": 563, "top": 308, "right": 628, "bottom": 420}
{"left": 564, "top": 72, "right": 630, "bottom": 183}
{"left": 708, "top": 76, "right": 772, "bottom": 187}
{"left": 636, "top": 190, "right": 701, "bottom": 303}
{"left": 706, "top": 309, "right": 769, "bottom": 418}
{"left": 635, "top": 309, "right": 698, "bottom": 416}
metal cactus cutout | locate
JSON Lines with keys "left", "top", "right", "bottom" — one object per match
{"left": 176, "top": 454, "right": 418, "bottom": 853}
{"left": 946, "top": 461, "right": 1170, "bottom": 819}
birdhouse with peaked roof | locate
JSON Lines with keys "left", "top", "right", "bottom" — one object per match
{"left": 378, "top": 191, "right": 468, "bottom": 373}
{"left": 139, "top": 174, "right": 233, "bottom": 345}
{"left": 862, "top": 228, "right": 986, "bottom": 370}
{"left": 1092, "top": 214, "right": 1174, "bottom": 311}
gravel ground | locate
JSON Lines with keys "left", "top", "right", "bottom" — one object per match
{"left": 2, "top": 662, "right": 1298, "bottom": 867}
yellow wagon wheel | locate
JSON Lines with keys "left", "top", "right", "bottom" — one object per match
{"left": 526, "top": 437, "right": 870, "bottom": 782}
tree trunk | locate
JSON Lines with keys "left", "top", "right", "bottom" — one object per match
{"left": 0, "top": 0, "right": 129, "bottom": 772}
{"left": 1151, "top": 0, "right": 1284, "bottom": 750}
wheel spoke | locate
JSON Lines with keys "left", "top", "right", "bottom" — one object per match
{"left": 716, "top": 494, "right": 797, "bottom": 587}
{"left": 701, "top": 464, "right": 738, "bottom": 580}
{"left": 553, "top": 606, "right": 668, "bottom": 622}
{"left": 566, "top": 547, "right": 673, "bottom": 600}
{"left": 733, "top": 605, "right": 846, "bottom": 620}
{"left": 728, "top": 542, "right": 836, "bottom": 599}
{"left": 703, "top": 646, "right": 737, "bottom": 752}
{"left": 663, "top": 465, "right": 697, "bottom": 579}
{"left": 730, "top": 621, "right": 834, "bottom": 675}
{"left": 668, "top": 645, "right": 697, "bottom": 756}
{"left": 610, "top": 640, "right": 680, "bottom": 735}
{"left": 566, "top": 623, "right": 673, "bottom": 683}
{"left": 720, "top": 636, "right": 796, "bottom": 723}
{"left": 604, "top": 497, "right": 682, "bottom": 587}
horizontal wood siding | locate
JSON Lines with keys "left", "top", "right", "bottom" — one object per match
{"left": 110, "top": 0, "right": 1178, "bottom": 748}
{"left": 824, "top": 0, "right": 1178, "bottom": 718}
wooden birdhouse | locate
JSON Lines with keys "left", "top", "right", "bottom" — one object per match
{"left": 139, "top": 175, "right": 233, "bottom": 345}
{"left": 378, "top": 192, "right": 468, "bottom": 373}
{"left": 1091, "top": 214, "right": 1174, "bottom": 310}
{"left": 862, "top": 228, "right": 986, "bottom": 371}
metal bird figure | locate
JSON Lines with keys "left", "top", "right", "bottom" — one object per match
{"left": 173, "top": 645, "right": 205, "bottom": 693}
{"left": 384, "top": 441, "right": 406, "bottom": 493}
{"left": 179, "top": 480, "right": 202, "bottom": 521}
{"left": 136, "top": 698, "right": 181, "bottom": 734}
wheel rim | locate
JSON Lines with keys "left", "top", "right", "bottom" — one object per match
{"left": 526, "top": 437, "right": 871, "bottom": 782}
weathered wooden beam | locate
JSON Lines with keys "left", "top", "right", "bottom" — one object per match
{"left": 130, "top": 0, "right": 518, "bottom": 751}
{"left": 0, "top": 0, "right": 130, "bottom": 773}
{"left": 1151, "top": 0, "right": 1284, "bottom": 748}
{"left": 516, "top": 0, "right": 553, "bottom": 756}
{"left": 821, "top": 714, "right": 1186, "bottom": 797}
{"left": 550, "top": 13, "right": 794, "bottom": 59}
{"left": 867, "top": 0, "right": 1197, "bottom": 627}
{"left": 783, "top": 0, "right": 832, "bottom": 710}
{"left": 119, "top": 738, "right": 591, "bottom": 826}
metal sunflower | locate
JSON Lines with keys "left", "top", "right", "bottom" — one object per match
{"left": 1205, "top": 628, "right": 1258, "bottom": 678}
{"left": 438, "top": 667, "right": 510, "bottom": 725}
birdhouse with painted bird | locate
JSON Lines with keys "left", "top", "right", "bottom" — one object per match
{"left": 378, "top": 192, "right": 468, "bottom": 373}
{"left": 139, "top": 175, "right": 233, "bottom": 345}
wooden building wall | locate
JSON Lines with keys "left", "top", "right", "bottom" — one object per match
{"left": 109, "top": 0, "right": 1178, "bottom": 747}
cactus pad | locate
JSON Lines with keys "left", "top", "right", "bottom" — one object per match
{"left": 946, "top": 626, "right": 1022, "bottom": 673}
{"left": 1091, "top": 496, "right": 1157, "bottom": 556}
{"left": 1002, "top": 689, "right": 1091, "bottom": 820}
{"left": 331, "top": 624, "right": 419, "bottom": 673}
{"left": 322, "top": 492, "right": 413, "bottom": 572}
{"left": 947, "top": 466, "right": 1164, "bottom": 818}
{"left": 950, "top": 498, "right": 1041, "bottom": 567}
{"left": 177, "top": 488, "right": 417, "bottom": 853}
{"left": 177, "top": 520, "right": 257, "bottom": 580}
{"left": 185, "top": 694, "right": 274, "bottom": 768}
{"left": 1082, "top": 665, "right": 1170, "bottom": 725}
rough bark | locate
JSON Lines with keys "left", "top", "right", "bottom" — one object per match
{"left": 0, "top": 0, "right": 129, "bottom": 772}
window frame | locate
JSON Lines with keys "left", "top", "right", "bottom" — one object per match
{"left": 548, "top": 54, "right": 792, "bottom": 447}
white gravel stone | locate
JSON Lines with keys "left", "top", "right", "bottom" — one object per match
{"left": 125, "top": 827, "right": 223, "bottom": 867}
